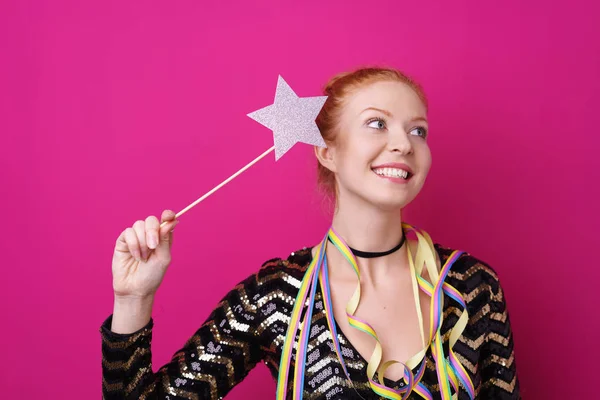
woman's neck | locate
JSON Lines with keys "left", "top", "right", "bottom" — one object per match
{"left": 328, "top": 196, "right": 407, "bottom": 284}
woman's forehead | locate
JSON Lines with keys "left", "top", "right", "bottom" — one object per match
{"left": 344, "top": 80, "right": 426, "bottom": 116}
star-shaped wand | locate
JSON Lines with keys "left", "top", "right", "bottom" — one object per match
{"left": 160, "top": 75, "right": 328, "bottom": 226}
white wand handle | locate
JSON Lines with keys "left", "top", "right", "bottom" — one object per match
{"left": 160, "top": 145, "right": 275, "bottom": 227}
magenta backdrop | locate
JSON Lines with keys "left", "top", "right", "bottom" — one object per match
{"left": 2, "top": 1, "right": 598, "bottom": 398}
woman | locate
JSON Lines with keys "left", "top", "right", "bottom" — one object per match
{"left": 101, "top": 67, "right": 520, "bottom": 399}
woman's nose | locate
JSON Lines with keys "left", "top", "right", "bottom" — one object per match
{"left": 387, "top": 130, "right": 413, "bottom": 155}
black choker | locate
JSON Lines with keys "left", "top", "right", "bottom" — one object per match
{"left": 328, "top": 231, "right": 406, "bottom": 258}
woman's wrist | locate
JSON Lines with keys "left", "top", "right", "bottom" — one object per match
{"left": 111, "top": 294, "right": 155, "bottom": 334}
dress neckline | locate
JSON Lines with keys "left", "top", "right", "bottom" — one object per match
{"left": 298, "top": 243, "right": 446, "bottom": 389}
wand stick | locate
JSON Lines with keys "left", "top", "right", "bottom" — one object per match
{"left": 160, "top": 145, "right": 275, "bottom": 227}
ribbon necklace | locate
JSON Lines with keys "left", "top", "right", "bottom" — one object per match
{"left": 276, "top": 222, "right": 475, "bottom": 400}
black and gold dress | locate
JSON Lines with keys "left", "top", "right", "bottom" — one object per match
{"left": 100, "top": 244, "right": 520, "bottom": 399}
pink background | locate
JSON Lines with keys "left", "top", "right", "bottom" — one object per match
{"left": 2, "top": 1, "right": 598, "bottom": 398}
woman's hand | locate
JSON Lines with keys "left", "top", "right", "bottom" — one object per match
{"left": 112, "top": 209, "right": 179, "bottom": 300}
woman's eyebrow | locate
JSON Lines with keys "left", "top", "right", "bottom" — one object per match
{"left": 360, "top": 107, "right": 428, "bottom": 124}
{"left": 409, "top": 116, "right": 428, "bottom": 124}
{"left": 360, "top": 107, "right": 393, "bottom": 117}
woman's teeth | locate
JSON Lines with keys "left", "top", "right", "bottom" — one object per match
{"left": 373, "top": 168, "right": 410, "bottom": 179}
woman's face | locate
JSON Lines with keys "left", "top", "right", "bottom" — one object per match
{"left": 322, "top": 80, "right": 432, "bottom": 211}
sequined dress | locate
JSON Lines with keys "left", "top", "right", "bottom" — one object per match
{"left": 100, "top": 244, "right": 520, "bottom": 399}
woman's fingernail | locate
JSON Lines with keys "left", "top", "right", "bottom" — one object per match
{"left": 148, "top": 235, "right": 157, "bottom": 249}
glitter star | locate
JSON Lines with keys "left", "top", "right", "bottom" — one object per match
{"left": 247, "top": 75, "right": 328, "bottom": 160}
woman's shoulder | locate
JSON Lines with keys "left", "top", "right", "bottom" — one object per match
{"left": 250, "top": 246, "right": 314, "bottom": 288}
{"left": 217, "top": 247, "right": 313, "bottom": 315}
{"left": 433, "top": 242, "right": 504, "bottom": 298}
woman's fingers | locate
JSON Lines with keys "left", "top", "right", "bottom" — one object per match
{"left": 145, "top": 215, "right": 160, "bottom": 250}
{"left": 132, "top": 220, "right": 149, "bottom": 261}
{"left": 159, "top": 218, "right": 178, "bottom": 241}
{"left": 114, "top": 211, "right": 177, "bottom": 263}
{"left": 161, "top": 209, "right": 176, "bottom": 223}
{"left": 159, "top": 210, "right": 178, "bottom": 246}
{"left": 123, "top": 227, "right": 142, "bottom": 261}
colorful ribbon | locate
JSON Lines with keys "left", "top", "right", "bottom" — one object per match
{"left": 276, "top": 223, "right": 475, "bottom": 399}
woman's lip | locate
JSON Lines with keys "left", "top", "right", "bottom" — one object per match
{"left": 371, "top": 162, "right": 414, "bottom": 175}
{"left": 373, "top": 171, "right": 412, "bottom": 184}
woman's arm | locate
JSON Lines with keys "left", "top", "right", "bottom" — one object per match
{"left": 479, "top": 276, "right": 521, "bottom": 399}
{"left": 100, "top": 272, "right": 266, "bottom": 400}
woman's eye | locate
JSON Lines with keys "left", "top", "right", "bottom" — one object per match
{"left": 410, "top": 127, "right": 428, "bottom": 138}
{"left": 367, "top": 118, "right": 386, "bottom": 129}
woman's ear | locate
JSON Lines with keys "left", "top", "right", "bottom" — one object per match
{"left": 314, "top": 144, "right": 337, "bottom": 173}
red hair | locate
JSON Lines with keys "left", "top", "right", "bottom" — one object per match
{"left": 315, "top": 66, "right": 428, "bottom": 198}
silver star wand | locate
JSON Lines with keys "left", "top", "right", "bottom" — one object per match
{"left": 161, "top": 76, "right": 328, "bottom": 227}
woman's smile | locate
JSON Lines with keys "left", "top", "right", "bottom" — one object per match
{"left": 372, "top": 162, "right": 414, "bottom": 184}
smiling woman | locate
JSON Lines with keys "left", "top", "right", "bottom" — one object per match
{"left": 100, "top": 66, "right": 521, "bottom": 399}
{"left": 315, "top": 68, "right": 430, "bottom": 203}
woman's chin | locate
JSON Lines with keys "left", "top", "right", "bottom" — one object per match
{"left": 341, "top": 185, "right": 418, "bottom": 212}
{"left": 368, "top": 195, "right": 414, "bottom": 212}
{"left": 383, "top": 189, "right": 421, "bottom": 210}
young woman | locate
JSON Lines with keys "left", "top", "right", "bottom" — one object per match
{"left": 101, "top": 67, "right": 521, "bottom": 399}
